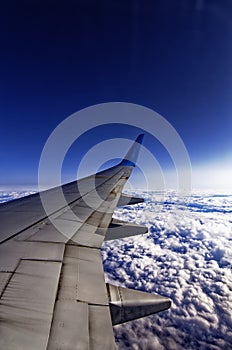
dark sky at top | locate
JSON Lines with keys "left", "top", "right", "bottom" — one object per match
{"left": 1, "top": 0, "right": 232, "bottom": 186}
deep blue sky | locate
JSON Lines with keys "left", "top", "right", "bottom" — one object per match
{"left": 1, "top": 0, "right": 232, "bottom": 188}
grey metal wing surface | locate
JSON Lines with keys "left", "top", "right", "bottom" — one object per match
{"left": 0, "top": 135, "right": 171, "bottom": 350}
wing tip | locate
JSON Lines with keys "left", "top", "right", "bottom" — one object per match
{"left": 119, "top": 134, "right": 145, "bottom": 167}
{"left": 135, "top": 133, "right": 145, "bottom": 145}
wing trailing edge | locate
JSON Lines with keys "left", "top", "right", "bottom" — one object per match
{"left": 107, "top": 284, "right": 171, "bottom": 325}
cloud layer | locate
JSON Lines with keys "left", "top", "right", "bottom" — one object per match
{"left": 1, "top": 190, "right": 231, "bottom": 349}
{"left": 102, "top": 191, "right": 232, "bottom": 349}
{"left": 0, "top": 191, "right": 36, "bottom": 203}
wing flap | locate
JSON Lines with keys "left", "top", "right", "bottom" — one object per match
{"left": 47, "top": 245, "right": 116, "bottom": 349}
{"left": 47, "top": 301, "right": 89, "bottom": 350}
{"left": 89, "top": 305, "right": 116, "bottom": 350}
{"left": 0, "top": 260, "right": 61, "bottom": 350}
{"left": 0, "top": 272, "right": 12, "bottom": 296}
{"left": 62, "top": 245, "right": 108, "bottom": 305}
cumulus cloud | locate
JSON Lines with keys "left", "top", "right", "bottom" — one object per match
{"left": 102, "top": 191, "right": 232, "bottom": 349}
{"left": 1, "top": 190, "right": 231, "bottom": 349}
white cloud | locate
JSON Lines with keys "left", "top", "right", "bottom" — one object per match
{"left": 102, "top": 191, "right": 232, "bottom": 349}
{"left": 0, "top": 190, "right": 37, "bottom": 203}
{"left": 1, "top": 189, "right": 232, "bottom": 349}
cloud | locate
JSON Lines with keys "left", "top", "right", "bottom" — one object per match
{"left": 102, "top": 191, "right": 232, "bottom": 349}
{"left": 0, "top": 190, "right": 36, "bottom": 203}
{"left": 1, "top": 190, "right": 231, "bottom": 349}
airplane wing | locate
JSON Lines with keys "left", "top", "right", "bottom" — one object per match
{"left": 0, "top": 135, "right": 171, "bottom": 350}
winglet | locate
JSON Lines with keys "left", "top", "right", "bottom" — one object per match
{"left": 119, "top": 134, "right": 144, "bottom": 167}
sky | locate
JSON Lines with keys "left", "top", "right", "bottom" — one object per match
{"left": 0, "top": 3, "right": 232, "bottom": 348}
{"left": 1, "top": 0, "right": 232, "bottom": 189}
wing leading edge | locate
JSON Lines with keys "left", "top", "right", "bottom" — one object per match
{"left": 0, "top": 134, "right": 171, "bottom": 350}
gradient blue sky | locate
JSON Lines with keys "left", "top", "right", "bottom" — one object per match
{"left": 1, "top": 1, "right": 232, "bottom": 189}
